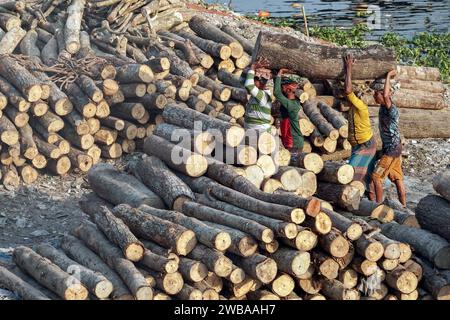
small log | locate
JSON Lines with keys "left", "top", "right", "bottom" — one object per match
{"left": 270, "top": 247, "right": 310, "bottom": 277}
{"left": 317, "top": 162, "right": 354, "bottom": 185}
{"left": 316, "top": 183, "right": 360, "bottom": 211}
{"left": 230, "top": 253, "right": 277, "bottom": 284}
{"left": 313, "top": 251, "right": 340, "bottom": 280}
{"left": 386, "top": 265, "right": 418, "bottom": 294}
{"left": 319, "top": 228, "right": 350, "bottom": 258}
{"left": 0, "top": 265, "right": 50, "bottom": 300}
{"left": 178, "top": 257, "right": 208, "bottom": 283}
{"left": 13, "top": 246, "right": 88, "bottom": 300}
{"left": 188, "top": 243, "right": 233, "bottom": 277}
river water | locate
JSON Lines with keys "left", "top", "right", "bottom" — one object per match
{"left": 206, "top": 0, "right": 450, "bottom": 38}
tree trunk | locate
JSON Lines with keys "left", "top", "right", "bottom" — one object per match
{"left": 220, "top": 25, "right": 254, "bottom": 55}
{"left": 386, "top": 265, "right": 418, "bottom": 294}
{"left": 34, "top": 244, "right": 113, "bottom": 299}
{"left": 317, "top": 162, "right": 354, "bottom": 185}
{"left": 303, "top": 100, "right": 339, "bottom": 139}
{"left": 177, "top": 197, "right": 274, "bottom": 244}
{"left": 205, "top": 162, "right": 321, "bottom": 217}
{"left": 312, "top": 251, "right": 340, "bottom": 280}
{"left": 195, "top": 192, "right": 298, "bottom": 240}
{"left": 252, "top": 31, "right": 396, "bottom": 79}
{"left": 432, "top": 171, "right": 450, "bottom": 202}
{"left": 381, "top": 223, "right": 450, "bottom": 269}
{"left": 13, "top": 246, "right": 88, "bottom": 300}
{"left": 316, "top": 182, "right": 360, "bottom": 211}
{"left": 87, "top": 163, "right": 165, "bottom": 208}
{"left": 416, "top": 195, "right": 450, "bottom": 241}
{"left": 178, "top": 257, "right": 208, "bottom": 283}
{"left": 270, "top": 247, "right": 310, "bottom": 277}
{"left": 229, "top": 253, "right": 277, "bottom": 284}
{"left": 143, "top": 134, "right": 208, "bottom": 177}
{"left": 128, "top": 155, "right": 195, "bottom": 208}
{"left": 79, "top": 203, "right": 144, "bottom": 262}
{"left": 0, "top": 266, "right": 50, "bottom": 300}
{"left": 64, "top": 0, "right": 85, "bottom": 54}
{"left": 180, "top": 175, "right": 304, "bottom": 224}
{"left": 187, "top": 243, "right": 233, "bottom": 277}
{"left": 0, "top": 55, "right": 42, "bottom": 102}
{"left": 319, "top": 228, "right": 351, "bottom": 258}
{"left": 73, "top": 223, "right": 153, "bottom": 300}
{"left": 0, "top": 26, "right": 26, "bottom": 54}
{"left": 322, "top": 209, "right": 362, "bottom": 241}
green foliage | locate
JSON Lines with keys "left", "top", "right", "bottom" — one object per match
{"left": 381, "top": 32, "right": 450, "bottom": 82}
{"left": 245, "top": 15, "right": 297, "bottom": 28}
{"left": 309, "top": 24, "right": 370, "bottom": 48}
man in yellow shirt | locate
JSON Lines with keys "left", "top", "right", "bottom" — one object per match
{"left": 344, "top": 54, "right": 377, "bottom": 199}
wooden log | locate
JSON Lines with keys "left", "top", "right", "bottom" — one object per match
{"left": 175, "top": 284, "right": 202, "bottom": 300}
{"left": 176, "top": 197, "right": 274, "bottom": 244}
{"left": 270, "top": 247, "right": 310, "bottom": 277}
{"left": 178, "top": 257, "right": 208, "bottom": 283}
{"left": 113, "top": 204, "right": 197, "bottom": 256}
{"left": 386, "top": 265, "right": 418, "bottom": 294}
{"left": 115, "top": 64, "right": 153, "bottom": 83}
{"left": 79, "top": 203, "right": 144, "bottom": 262}
{"left": 281, "top": 226, "right": 317, "bottom": 251}
{"left": 175, "top": 29, "right": 232, "bottom": 60}
{"left": 303, "top": 100, "right": 339, "bottom": 140}
{"left": 321, "top": 279, "right": 360, "bottom": 300}
{"left": 205, "top": 162, "right": 321, "bottom": 217}
{"left": 64, "top": 0, "right": 85, "bottom": 54}
{"left": 313, "top": 251, "right": 340, "bottom": 280}
{"left": 317, "top": 102, "right": 348, "bottom": 138}
{"left": 188, "top": 243, "right": 233, "bottom": 277}
{"left": 319, "top": 228, "right": 350, "bottom": 258}
{"left": 355, "top": 235, "right": 385, "bottom": 262}
{"left": 87, "top": 163, "right": 164, "bottom": 208}
{"left": 128, "top": 155, "right": 195, "bottom": 208}
{"left": 252, "top": 31, "right": 396, "bottom": 79}
{"left": 291, "top": 152, "right": 323, "bottom": 174}
{"left": 397, "top": 65, "right": 441, "bottom": 81}
{"left": 322, "top": 209, "right": 362, "bottom": 241}
{"left": 398, "top": 78, "right": 445, "bottom": 93}
{"left": 433, "top": 170, "right": 450, "bottom": 202}
{"left": 381, "top": 223, "right": 450, "bottom": 269}
{"left": 195, "top": 193, "right": 298, "bottom": 239}
{"left": 143, "top": 134, "right": 208, "bottom": 177}
{"left": 220, "top": 25, "right": 254, "bottom": 55}
{"left": 35, "top": 244, "right": 113, "bottom": 299}
{"left": 414, "top": 256, "right": 450, "bottom": 300}
{"left": 13, "top": 246, "right": 88, "bottom": 300}
{"left": 0, "top": 26, "right": 26, "bottom": 54}
{"left": 73, "top": 223, "right": 153, "bottom": 300}
{"left": 181, "top": 175, "right": 304, "bottom": 224}
{"left": 230, "top": 253, "right": 277, "bottom": 284}
{"left": 317, "top": 162, "right": 354, "bottom": 185}
{"left": 373, "top": 233, "right": 401, "bottom": 260}
{"left": 416, "top": 195, "right": 450, "bottom": 241}
{"left": 316, "top": 183, "right": 360, "bottom": 211}
{"left": 0, "top": 265, "right": 50, "bottom": 300}
{"left": 350, "top": 198, "right": 394, "bottom": 223}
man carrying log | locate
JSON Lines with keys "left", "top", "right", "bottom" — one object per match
{"left": 243, "top": 61, "right": 273, "bottom": 132}
{"left": 371, "top": 69, "right": 407, "bottom": 207}
{"left": 344, "top": 54, "right": 377, "bottom": 198}
{"left": 273, "top": 68, "right": 304, "bottom": 157}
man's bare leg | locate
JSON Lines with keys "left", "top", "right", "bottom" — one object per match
{"left": 394, "top": 179, "right": 407, "bottom": 208}
{"left": 372, "top": 177, "right": 384, "bottom": 203}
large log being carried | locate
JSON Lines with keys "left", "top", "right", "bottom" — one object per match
{"left": 415, "top": 195, "right": 450, "bottom": 242}
{"left": 251, "top": 31, "right": 396, "bottom": 80}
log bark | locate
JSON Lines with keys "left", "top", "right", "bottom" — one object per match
{"left": 175, "top": 29, "right": 232, "bottom": 60}
{"left": 113, "top": 204, "right": 197, "bottom": 257}
{"left": 386, "top": 265, "right": 418, "bottom": 294}
{"left": 252, "top": 31, "right": 396, "bottom": 79}
{"left": 205, "top": 162, "right": 321, "bottom": 217}
{"left": 0, "top": 55, "right": 42, "bottom": 102}
{"left": 13, "top": 246, "right": 88, "bottom": 300}
{"left": 414, "top": 256, "right": 450, "bottom": 300}
{"left": 321, "top": 279, "right": 360, "bottom": 300}
{"left": 187, "top": 243, "right": 233, "bottom": 277}
{"left": 195, "top": 192, "right": 298, "bottom": 240}
{"left": 79, "top": 202, "right": 144, "bottom": 262}
{"left": 35, "top": 244, "right": 113, "bottom": 299}
{"left": 64, "top": 0, "right": 85, "bottom": 54}
{"left": 319, "top": 228, "right": 351, "bottom": 258}
{"left": 381, "top": 223, "right": 450, "bottom": 269}
{"left": 0, "top": 265, "right": 50, "bottom": 300}
{"left": 138, "top": 204, "right": 231, "bottom": 252}
{"left": 317, "top": 101, "right": 348, "bottom": 138}
{"left": 355, "top": 235, "right": 385, "bottom": 262}
{"left": 351, "top": 198, "right": 394, "bottom": 223}
{"left": 416, "top": 195, "right": 450, "bottom": 241}
{"left": 143, "top": 134, "right": 208, "bottom": 177}
{"left": 432, "top": 170, "right": 450, "bottom": 202}
{"left": 73, "top": 223, "right": 153, "bottom": 300}
{"left": 270, "top": 248, "right": 310, "bottom": 277}
{"left": 303, "top": 100, "right": 339, "bottom": 139}
{"left": 87, "top": 163, "right": 164, "bottom": 208}
{"left": 176, "top": 197, "right": 274, "bottom": 244}
{"left": 128, "top": 155, "right": 195, "bottom": 208}
{"left": 317, "top": 162, "right": 354, "bottom": 185}
{"left": 322, "top": 209, "right": 362, "bottom": 241}
{"left": 230, "top": 253, "right": 277, "bottom": 284}
{"left": 178, "top": 257, "right": 208, "bottom": 283}
{"left": 220, "top": 25, "right": 254, "bottom": 55}
{"left": 179, "top": 175, "right": 304, "bottom": 224}
{"left": 0, "top": 26, "right": 26, "bottom": 54}
{"left": 316, "top": 182, "right": 360, "bottom": 211}
{"left": 312, "top": 250, "right": 340, "bottom": 280}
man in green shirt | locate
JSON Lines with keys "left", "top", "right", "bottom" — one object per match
{"left": 273, "top": 68, "right": 304, "bottom": 155}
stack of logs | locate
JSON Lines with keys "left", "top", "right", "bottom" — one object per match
{"left": 3, "top": 143, "right": 449, "bottom": 300}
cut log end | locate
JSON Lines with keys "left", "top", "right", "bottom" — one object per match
{"left": 135, "top": 286, "right": 154, "bottom": 300}
{"left": 215, "top": 232, "right": 232, "bottom": 251}
{"left": 185, "top": 154, "right": 208, "bottom": 177}
{"left": 291, "top": 208, "right": 305, "bottom": 224}
{"left": 94, "top": 280, "right": 114, "bottom": 299}
{"left": 125, "top": 243, "right": 145, "bottom": 262}
{"left": 64, "top": 284, "right": 89, "bottom": 300}
{"left": 176, "top": 230, "right": 197, "bottom": 256}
